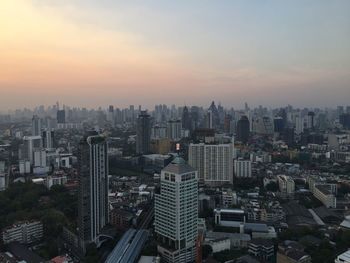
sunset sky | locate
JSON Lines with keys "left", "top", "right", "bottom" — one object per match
{"left": 1, "top": 0, "right": 349, "bottom": 110}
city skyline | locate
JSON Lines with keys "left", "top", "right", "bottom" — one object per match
{"left": 1, "top": 0, "right": 350, "bottom": 110}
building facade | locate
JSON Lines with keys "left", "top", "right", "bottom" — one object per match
{"left": 234, "top": 159, "right": 252, "bottom": 178}
{"left": 189, "top": 140, "right": 234, "bottom": 185}
{"left": 136, "top": 111, "right": 151, "bottom": 154}
{"left": 155, "top": 157, "right": 198, "bottom": 263}
{"left": 78, "top": 132, "right": 109, "bottom": 252}
{"left": 2, "top": 221, "right": 43, "bottom": 244}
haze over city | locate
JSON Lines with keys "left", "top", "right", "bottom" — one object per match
{"left": 2, "top": 1, "right": 350, "bottom": 263}
{"left": 1, "top": 0, "right": 350, "bottom": 111}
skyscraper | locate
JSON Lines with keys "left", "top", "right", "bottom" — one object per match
{"left": 42, "top": 129, "right": 54, "bottom": 149}
{"left": 167, "top": 119, "right": 182, "bottom": 141}
{"left": 181, "top": 106, "right": 191, "bottom": 131}
{"left": 136, "top": 111, "right": 151, "bottom": 154}
{"left": 107, "top": 105, "right": 115, "bottom": 126}
{"left": 31, "top": 115, "right": 42, "bottom": 136}
{"left": 78, "top": 132, "right": 109, "bottom": 252}
{"left": 236, "top": 116, "right": 250, "bottom": 144}
{"left": 155, "top": 157, "right": 198, "bottom": 263}
{"left": 57, "top": 110, "right": 66, "bottom": 124}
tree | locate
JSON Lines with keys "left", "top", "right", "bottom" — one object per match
{"left": 84, "top": 243, "right": 99, "bottom": 263}
{"left": 265, "top": 182, "right": 278, "bottom": 192}
{"left": 202, "top": 245, "right": 212, "bottom": 259}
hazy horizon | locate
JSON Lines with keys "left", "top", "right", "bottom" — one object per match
{"left": 1, "top": 0, "right": 350, "bottom": 111}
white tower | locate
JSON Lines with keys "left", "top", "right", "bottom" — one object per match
{"left": 155, "top": 157, "right": 198, "bottom": 263}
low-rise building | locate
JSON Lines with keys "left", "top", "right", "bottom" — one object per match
{"left": 335, "top": 250, "right": 350, "bottom": 263}
{"left": 214, "top": 208, "right": 246, "bottom": 227}
{"left": 2, "top": 221, "right": 43, "bottom": 244}
{"left": 222, "top": 190, "right": 238, "bottom": 208}
{"left": 278, "top": 240, "right": 311, "bottom": 263}
{"left": 205, "top": 238, "right": 231, "bottom": 253}
{"left": 278, "top": 175, "right": 295, "bottom": 195}
{"left": 110, "top": 209, "right": 134, "bottom": 230}
{"left": 248, "top": 239, "right": 274, "bottom": 261}
{"left": 45, "top": 175, "right": 68, "bottom": 189}
{"left": 313, "top": 184, "right": 337, "bottom": 208}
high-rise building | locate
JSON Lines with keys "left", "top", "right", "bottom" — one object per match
{"left": 31, "top": 115, "right": 42, "bottom": 136}
{"left": 42, "top": 129, "right": 54, "bottom": 149}
{"left": 307, "top": 112, "right": 315, "bottom": 130}
{"left": 283, "top": 127, "right": 295, "bottom": 146}
{"left": 57, "top": 110, "right": 66, "bottom": 124}
{"left": 234, "top": 158, "right": 252, "bottom": 178}
{"left": 167, "top": 119, "right": 182, "bottom": 141}
{"left": 253, "top": 116, "right": 274, "bottom": 135}
{"left": 21, "top": 136, "right": 42, "bottom": 164}
{"left": 273, "top": 117, "right": 284, "bottom": 133}
{"left": 182, "top": 106, "right": 191, "bottom": 131}
{"left": 207, "top": 101, "right": 220, "bottom": 130}
{"left": 155, "top": 157, "right": 198, "bottom": 263}
{"left": 78, "top": 132, "right": 109, "bottom": 252}
{"left": 189, "top": 138, "right": 234, "bottom": 185}
{"left": 136, "top": 111, "right": 151, "bottom": 154}
{"left": 107, "top": 105, "right": 115, "bottom": 126}
{"left": 340, "top": 113, "right": 350, "bottom": 129}
{"left": 236, "top": 116, "right": 250, "bottom": 144}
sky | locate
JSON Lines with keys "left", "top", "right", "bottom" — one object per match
{"left": 0, "top": 0, "right": 349, "bottom": 111}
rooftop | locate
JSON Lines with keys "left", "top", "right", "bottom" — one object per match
{"left": 336, "top": 250, "right": 350, "bottom": 262}
{"left": 162, "top": 157, "right": 196, "bottom": 174}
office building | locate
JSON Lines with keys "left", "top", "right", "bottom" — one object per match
{"left": 189, "top": 139, "right": 234, "bottom": 185}
{"left": 155, "top": 157, "right": 198, "bottom": 263}
{"left": 234, "top": 159, "right": 252, "bottom": 178}
{"left": 136, "top": 111, "right": 151, "bottom": 154}
{"left": 78, "top": 132, "right": 109, "bottom": 251}
{"left": 236, "top": 116, "right": 250, "bottom": 144}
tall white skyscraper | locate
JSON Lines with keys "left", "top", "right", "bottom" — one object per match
{"left": 155, "top": 157, "right": 198, "bottom": 263}
{"left": 189, "top": 138, "right": 234, "bottom": 185}
{"left": 78, "top": 132, "right": 109, "bottom": 252}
